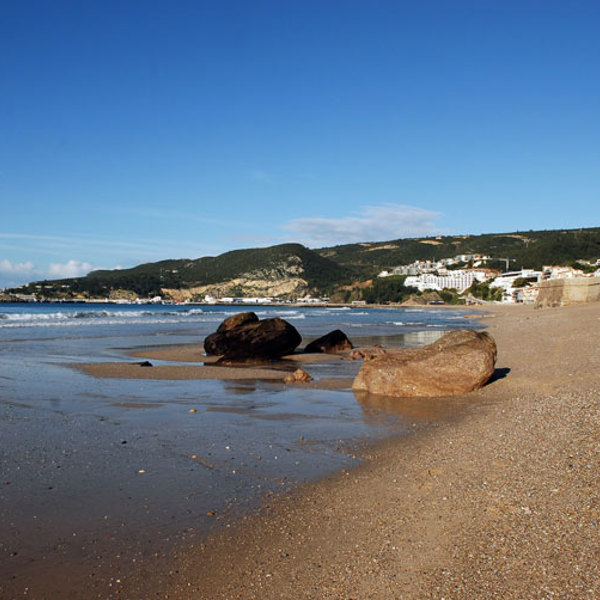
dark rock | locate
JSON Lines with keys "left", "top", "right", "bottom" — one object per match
{"left": 217, "top": 311, "right": 259, "bottom": 333}
{"left": 304, "top": 330, "right": 354, "bottom": 354}
{"left": 204, "top": 317, "right": 302, "bottom": 360}
{"left": 352, "top": 329, "right": 497, "bottom": 398}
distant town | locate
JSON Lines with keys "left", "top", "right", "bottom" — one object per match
{"left": 377, "top": 253, "right": 600, "bottom": 304}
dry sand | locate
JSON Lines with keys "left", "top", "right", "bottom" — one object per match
{"left": 123, "top": 302, "right": 599, "bottom": 599}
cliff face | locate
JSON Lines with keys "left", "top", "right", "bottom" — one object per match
{"left": 535, "top": 278, "right": 600, "bottom": 307}
{"left": 161, "top": 258, "right": 311, "bottom": 300}
{"left": 162, "top": 275, "right": 308, "bottom": 301}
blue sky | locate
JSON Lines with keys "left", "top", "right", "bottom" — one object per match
{"left": 1, "top": 0, "right": 599, "bottom": 287}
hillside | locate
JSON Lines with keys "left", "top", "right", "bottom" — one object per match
{"left": 9, "top": 227, "right": 600, "bottom": 301}
{"left": 18, "top": 243, "right": 354, "bottom": 300}
{"left": 317, "top": 227, "right": 600, "bottom": 273}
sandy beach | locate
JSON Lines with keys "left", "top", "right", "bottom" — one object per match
{"left": 2, "top": 302, "right": 598, "bottom": 599}
{"left": 119, "top": 302, "right": 599, "bottom": 599}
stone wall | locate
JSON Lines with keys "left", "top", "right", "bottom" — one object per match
{"left": 535, "top": 277, "right": 600, "bottom": 308}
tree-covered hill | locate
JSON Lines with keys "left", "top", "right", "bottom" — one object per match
{"left": 16, "top": 243, "right": 354, "bottom": 298}
{"left": 9, "top": 227, "right": 600, "bottom": 300}
{"left": 317, "top": 227, "right": 600, "bottom": 274}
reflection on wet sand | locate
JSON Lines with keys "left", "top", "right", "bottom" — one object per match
{"left": 354, "top": 389, "right": 475, "bottom": 423}
{"left": 221, "top": 380, "right": 259, "bottom": 395}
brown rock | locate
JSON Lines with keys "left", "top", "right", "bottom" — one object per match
{"left": 204, "top": 317, "right": 302, "bottom": 360}
{"left": 352, "top": 329, "right": 497, "bottom": 398}
{"left": 216, "top": 311, "right": 259, "bottom": 333}
{"left": 284, "top": 368, "right": 314, "bottom": 384}
{"left": 343, "top": 347, "right": 387, "bottom": 361}
{"left": 304, "top": 330, "right": 354, "bottom": 354}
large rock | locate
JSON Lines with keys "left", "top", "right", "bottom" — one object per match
{"left": 204, "top": 316, "right": 302, "bottom": 360}
{"left": 217, "top": 311, "right": 259, "bottom": 333}
{"left": 304, "top": 330, "right": 353, "bottom": 354}
{"left": 352, "top": 329, "right": 497, "bottom": 398}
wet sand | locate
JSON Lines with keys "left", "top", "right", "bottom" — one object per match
{"left": 129, "top": 302, "right": 599, "bottom": 599}
{"left": 76, "top": 349, "right": 355, "bottom": 390}
{"left": 130, "top": 344, "right": 345, "bottom": 365}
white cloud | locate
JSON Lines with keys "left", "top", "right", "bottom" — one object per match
{"left": 283, "top": 203, "right": 442, "bottom": 246}
{"left": 0, "top": 259, "right": 38, "bottom": 289}
{"left": 48, "top": 260, "right": 93, "bottom": 279}
{"left": 0, "top": 259, "right": 36, "bottom": 275}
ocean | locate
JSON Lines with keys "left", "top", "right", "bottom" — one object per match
{"left": 0, "top": 302, "right": 480, "bottom": 594}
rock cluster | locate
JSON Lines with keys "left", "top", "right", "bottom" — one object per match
{"left": 204, "top": 313, "right": 355, "bottom": 364}
{"left": 204, "top": 313, "right": 302, "bottom": 361}
{"left": 353, "top": 329, "right": 497, "bottom": 398}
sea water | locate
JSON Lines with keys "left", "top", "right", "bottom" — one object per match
{"left": 0, "top": 303, "right": 479, "bottom": 591}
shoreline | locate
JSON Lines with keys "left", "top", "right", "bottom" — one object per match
{"left": 0, "top": 298, "right": 480, "bottom": 310}
{"left": 126, "top": 302, "right": 600, "bottom": 598}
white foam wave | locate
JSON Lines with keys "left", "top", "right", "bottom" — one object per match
{"left": 254, "top": 310, "right": 307, "bottom": 320}
{"left": 0, "top": 307, "right": 219, "bottom": 329}
{"left": 0, "top": 316, "right": 217, "bottom": 329}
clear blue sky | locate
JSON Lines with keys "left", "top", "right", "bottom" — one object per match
{"left": 1, "top": 0, "right": 599, "bottom": 287}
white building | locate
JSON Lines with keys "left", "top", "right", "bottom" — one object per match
{"left": 489, "top": 269, "right": 543, "bottom": 303}
{"left": 404, "top": 270, "right": 489, "bottom": 293}
{"left": 541, "top": 266, "right": 584, "bottom": 280}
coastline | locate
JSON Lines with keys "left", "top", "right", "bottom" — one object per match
{"left": 132, "top": 302, "right": 600, "bottom": 599}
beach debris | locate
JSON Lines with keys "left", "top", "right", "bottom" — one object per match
{"left": 284, "top": 368, "right": 314, "bottom": 384}
{"left": 189, "top": 408, "right": 197, "bottom": 413}
{"left": 190, "top": 455, "right": 215, "bottom": 469}
{"left": 138, "top": 361, "right": 153, "bottom": 367}
{"left": 304, "top": 329, "right": 354, "bottom": 354}
{"left": 353, "top": 329, "right": 497, "bottom": 398}
{"left": 137, "top": 469, "right": 146, "bottom": 474}
{"left": 204, "top": 314, "right": 302, "bottom": 361}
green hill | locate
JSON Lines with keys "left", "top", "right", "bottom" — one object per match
{"left": 9, "top": 227, "right": 600, "bottom": 300}
{"left": 19, "top": 243, "right": 354, "bottom": 298}
{"left": 317, "top": 227, "right": 600, "bottom": 274}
